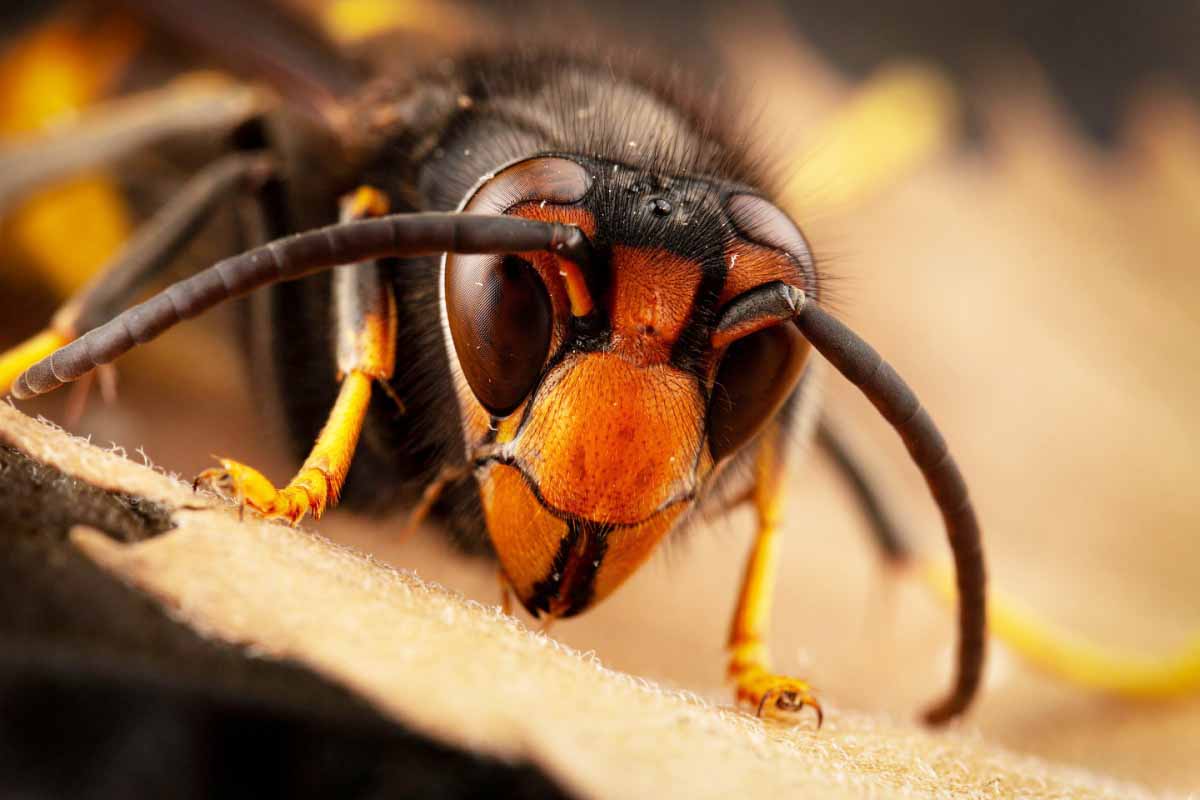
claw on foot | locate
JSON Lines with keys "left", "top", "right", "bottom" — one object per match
{"left": 735, "top": 668, "right": 824, "bottom": 728}
{"left": 193, "top": 457, "right": 331, "bottom": 525}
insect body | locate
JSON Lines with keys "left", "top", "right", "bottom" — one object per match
{"left": 0, "top": 1, "right": 986, "bottom": 725}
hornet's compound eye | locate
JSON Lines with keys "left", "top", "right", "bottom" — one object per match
{"left": 707, "top": 321, "right": 807, "bottom": 462}
{"left": 445, "top": 156, "right": 593, "bottom": 416}
{"left": 724, "top": 193, "right": 816, "bottom": 291}
{"left": 706, "top": 195, "right": 817, "bottom": 461}
{"left": 446, "top": 253, "right": 552, "bottom": 416}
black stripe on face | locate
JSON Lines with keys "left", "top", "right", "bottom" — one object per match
{"left": 524, "top": 519, "right": 611, "bottom": 618}
{"left": 668, "top": 249, "right": 730, "bottom": 376}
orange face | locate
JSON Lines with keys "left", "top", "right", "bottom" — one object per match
{"left": 442, "top": 157, "right": 814, "bottom": 617}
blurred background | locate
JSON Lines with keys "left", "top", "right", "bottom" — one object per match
{"left": 2, "top": 0, "right": 1198, "bottom": 793}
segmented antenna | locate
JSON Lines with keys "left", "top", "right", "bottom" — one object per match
{"left": 13, "top": 213, "right": 590, "bottom": 398}
{"left": 794, "top": 296, "right": 986, "bottom": 724}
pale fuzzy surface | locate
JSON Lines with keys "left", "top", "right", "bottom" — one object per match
{"left": 0, "top": 403, "right": 1164, "bottom": 799}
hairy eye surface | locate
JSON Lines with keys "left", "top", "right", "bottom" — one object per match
{"left": 708, "top": 323, "right": 807, "bottom": 462}
{"left": 446, "top": 254, "right": 553, "bottom": 416}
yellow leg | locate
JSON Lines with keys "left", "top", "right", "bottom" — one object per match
{"left": 196, "top": 371, "right": 373, "bottom": 524}
{"left": 196, "top": 186, "right": 395, "bottom": 525}
{"left": 922, "top": 563, "right": 1200, "bottom": 698}
{"left": 727, "top": 428, "right": 823, "bottom": 726}
{"left": 401, "top": 463, "right": 469, "bottom": 538}
{"left": 0, "top": 12, "right": 136, "bottom": 397}
{"left": 0, "top": 330, "right": 69, "bottom": 395}
{"left": 499, "top": 571, "right": 513, "bottom": 616}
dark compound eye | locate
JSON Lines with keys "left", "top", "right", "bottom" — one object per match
{"left": 724, "top": 193, "right": 815, "bottom": 289}
{"left": 707, "top": 323, "right": 807, "bottom": 463}
{"left": 445, "top": 254, "right": 552, "bottom": 416}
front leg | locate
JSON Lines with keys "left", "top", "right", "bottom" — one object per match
{"left": 195, "top": 370, "right": 374, "bottom": 523}
{"left": 196, "top": 187, "right": 394, "bottom": 525}
{"left": 727, "top": 424, "right": 823, "bottom": 726}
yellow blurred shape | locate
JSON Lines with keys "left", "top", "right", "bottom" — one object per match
{"left": 323, "top": 0, "right": 441, "bottom": 41}
{"left": 922, "top": 562, "right": 1200, "bottom": 699}
{"left": 8, "top": 177, "right": 132, "bottom": 296}
{"left": 787, "top": 63, "right": 960, "bottom": 212}
{"left": 0, "top": 14, "right": 140, "bottom": 296}
{"left": 0, "top": 14, "right": 140, "bottom": 135}
{"left": 0, "top": 329, "right": 67, "bottom": 396}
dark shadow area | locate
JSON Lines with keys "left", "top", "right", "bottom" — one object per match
{"left": 0, "top": 446, "right": 574, "bottom": 800}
